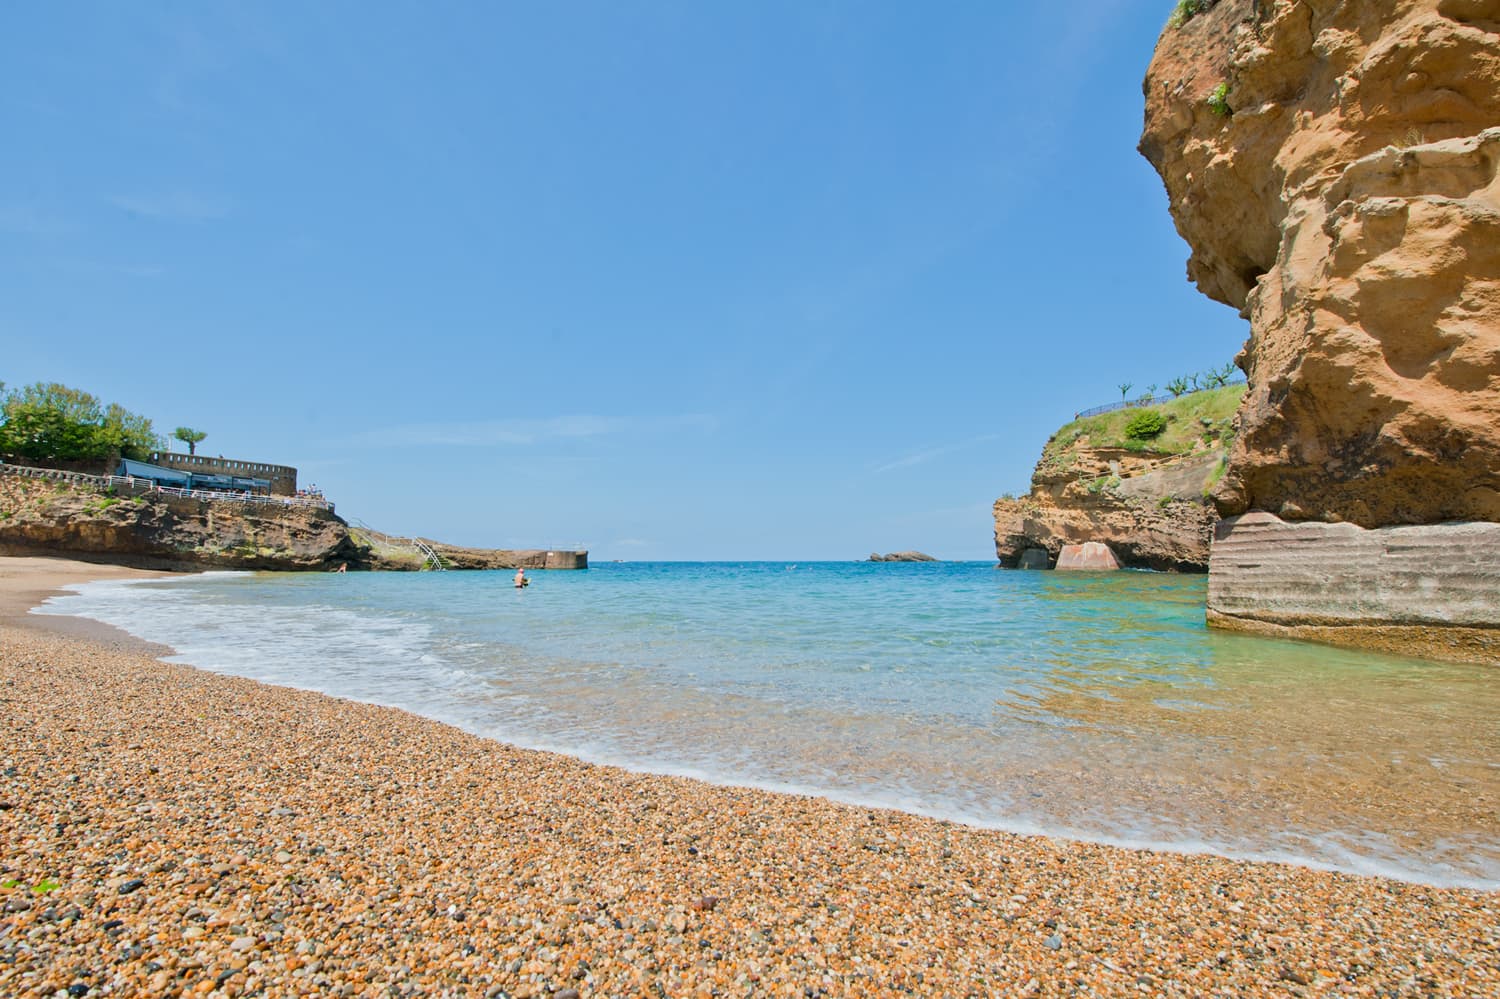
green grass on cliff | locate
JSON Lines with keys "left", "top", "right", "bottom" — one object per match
{"left": 1043, "top": 384, "right": 1245, "bottom": 465}
{"left": 1168, "top": 0, "right": 1216, "bottom": 29}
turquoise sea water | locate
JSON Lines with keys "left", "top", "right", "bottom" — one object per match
{"left": 39, "top": 562, "right": 1500, "bottom": 888}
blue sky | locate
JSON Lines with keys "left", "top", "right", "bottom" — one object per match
{"left": 2, "top": 2, "right": 1247, "bottom": 560}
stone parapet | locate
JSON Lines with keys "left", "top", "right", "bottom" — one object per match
{"left": 150, "top": 452, "right": 298, "bottom": 496}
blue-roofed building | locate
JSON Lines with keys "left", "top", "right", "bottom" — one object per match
{"left": 115, "top": 457, "right": 272, "bottom": 494}
{"left": 147, "top": 451, "right": 296, "bottom": 495}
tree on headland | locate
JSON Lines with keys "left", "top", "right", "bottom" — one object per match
{"left": 100, "top": 404, "right": 160, "bottom": 459}
{"left": 173, "top": 426, "right": 207, "bottom": 455}
{"left": 0, "top": 382, "right": 161, "bottom": 463}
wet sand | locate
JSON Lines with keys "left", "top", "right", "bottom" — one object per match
{"left": 1, "top": 557, "right": 1496, "bottom": 996}
{"left": 0, "top": 554, "right": 175, "bottom": 655}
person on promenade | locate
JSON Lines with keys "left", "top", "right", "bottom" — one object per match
{"left": 514, "top": 566, "right": 529, "bottom": 589}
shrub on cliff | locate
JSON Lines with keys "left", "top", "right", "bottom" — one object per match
{"left": 1207, "top": 82, "right": 1232, "bottom": 118}
{"left": 1125, "top": 409, "right": 1168, "bottom": 441}
{"left": 0, "top": 382, "right": 162, "bottom": 463}
{"left": 1168, "top": 0, "right": 1216, "bottom": 29}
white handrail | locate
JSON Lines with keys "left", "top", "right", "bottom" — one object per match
{"left": 347, "top": 518, "right": 445, "bottom": 570}
{"left": 411, "top": 538, "right": 446, "bottom": 571}
{"left": 102, "top": 476, "right": 333, "bottom": 511}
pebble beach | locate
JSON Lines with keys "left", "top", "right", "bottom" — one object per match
{"left": 2, "top": 560, "right": 1497, "bottom": 997}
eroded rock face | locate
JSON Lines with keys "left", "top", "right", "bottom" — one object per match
{"left": 0, "top": 472, "right": 588, "bottom": 572}
{"left": 994, "top": 446, "right": 1222, "bottom": 573}
{"left": 1141, "top": 0, "right": 1500, "bottom": 527}
{"left": 1209, "top": 512, "right": 1500, "bottom": 664}
{"left": 0, "top": 475, "right": 363, "bottom": 570}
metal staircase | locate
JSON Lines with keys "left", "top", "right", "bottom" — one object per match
{"left": 411, "top": 537, "right": 447, "bottom": 571}
{"left": 348, "top": 517, "right": 446, "bottom": 570}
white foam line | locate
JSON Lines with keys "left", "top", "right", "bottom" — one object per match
{"left": 28, "top": 576, "right": 1500, "bottom": 892}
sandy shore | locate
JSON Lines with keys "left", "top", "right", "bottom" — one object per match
{"left": 1, "top": 558, "right": 1496, "bottom": 996}
{"left": 0, "top": 555, "right": 176, "bottom": 654}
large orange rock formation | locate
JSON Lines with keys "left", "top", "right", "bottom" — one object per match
{"left": 1141, "top": 0, "right": 1500, "bottom": 526}
{"left": 1139, "top": 0, "right": 1500, "bottom": 662}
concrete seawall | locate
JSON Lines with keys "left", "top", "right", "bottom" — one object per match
{"left": 1207, "top": 512, "right": 1500, "bottom": 665}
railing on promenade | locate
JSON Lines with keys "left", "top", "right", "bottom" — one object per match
{"left": 1074, "top": 378, "right": 1247, "bottom": 420}
{"left": 0, "top": 463, "right": 332, "bottom": 512}
{"left": 102, "top": 476, "right": 334, "bottom": 512}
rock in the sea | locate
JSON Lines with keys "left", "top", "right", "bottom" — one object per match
{"left": 868, "top": 551, "right": 938, "bottom": 562}
{"left": 1055, "top": 543, "right": 1121, "bottom": 572}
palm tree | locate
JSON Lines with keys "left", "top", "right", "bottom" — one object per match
{"left": 172, "top": 427, "right": 207, "bottom": 455}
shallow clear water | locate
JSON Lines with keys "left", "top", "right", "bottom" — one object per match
{"left": 38, "top": 562, "right": 1500, "bottom": 887}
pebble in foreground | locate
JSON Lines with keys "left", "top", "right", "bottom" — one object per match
{"left": 1, "top": 627, "right": 1496, "bottom": 997}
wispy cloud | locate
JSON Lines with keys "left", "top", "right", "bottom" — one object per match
{"left": 362, "top": 413, "right": 716, "bottom": 448}
{"left": 110, "top": 190, "right": 232, "bottom": 223}
{"left": 873, "top": 434, "right": 1001, "bottom": 474}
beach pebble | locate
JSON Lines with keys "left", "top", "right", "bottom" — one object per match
{"left": 1, "top": 624, "right": 1495, "bottom": 999}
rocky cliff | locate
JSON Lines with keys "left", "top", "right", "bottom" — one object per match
{"left": 0, "top": 471, "right": 362, "bottom": 571}
{"left": 0, "top": 469, "right": 585, "bottom": 572}
{"left": 1142, "top": 1, "right": 1500, "bottom": 528}
{"left": 993, "top": 388, "right": 1241, "bottom": 572}
{"left": 1140, "top": 0, "right": 1500, "bottom": 660}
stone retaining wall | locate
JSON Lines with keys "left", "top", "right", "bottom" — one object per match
{"left": 1208, "top": 512, "right": 1500, "bottom": 664}
{"left": 0, "top": 464, "right": 108, "bottom": 489}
